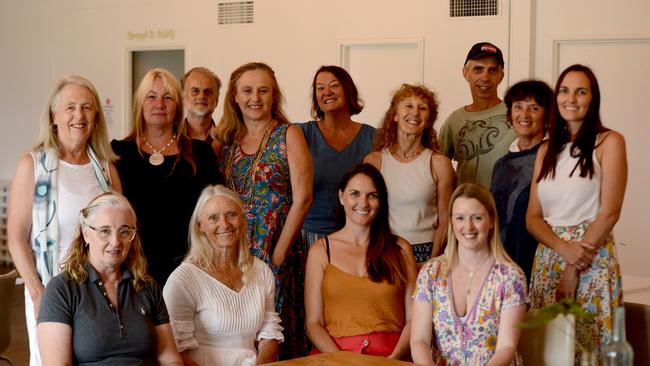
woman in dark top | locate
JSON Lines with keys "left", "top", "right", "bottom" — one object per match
{"left": 489, "top": 79, "right": 554, "bottom": 281}
{"left": 111, "top": 68, "right": 222, "bottom": 286}
{"left": 37, "top": 192, "right": 182, "bottom": 365}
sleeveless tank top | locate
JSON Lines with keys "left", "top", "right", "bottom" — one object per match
{"left": 537, "top": 145, "right": 601, "bottom": 226}
{"left": 321, "top": 238, "right": 405, "bottom": 338}
{"left": 381, "top": 148, "right": 438, "bottom": 244}
{"left": 30, "top": 154, "right": 104, "bottom": 271}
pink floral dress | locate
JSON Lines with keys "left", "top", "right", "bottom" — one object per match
{"left": 413, "top": 257, "right": 527, "bottom": 365}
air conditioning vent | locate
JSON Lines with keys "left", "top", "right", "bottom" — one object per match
{"left": 450, "top": 0, "right": 499, "bottom": 17}
{"left": 218, "top": 1, "right": 254, "bottom": 25}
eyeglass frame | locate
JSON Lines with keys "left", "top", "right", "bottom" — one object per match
{"left": 86, "top": 225, "right": 137, "bottom": 242}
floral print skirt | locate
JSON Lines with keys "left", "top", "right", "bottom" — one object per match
{"left": 529, "top": 222, "right": 623, "bottom": 361}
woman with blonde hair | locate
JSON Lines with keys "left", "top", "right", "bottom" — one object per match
{"left": 164, "top": 185, "right": 284, "bottom": 365}
{"left": 112, "top": 68, "right": 222, "bottom": 286}
{"left": 8, "top": 75, "right": 120, "bottom": 366}
{"left": 214, "top": 62, "right": 312, "bottom": 358}
{"left": 37, "top": 192, "right": 182, "bottom": 365}
{"left": 365, "top": 83, "right": 455, "bottom": 264}
{"left": 411, "top": 183, "right": 527, "bottom": 365}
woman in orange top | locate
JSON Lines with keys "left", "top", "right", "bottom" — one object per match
{"left": 304, "top": 163, "right": 417, "bottom": 359}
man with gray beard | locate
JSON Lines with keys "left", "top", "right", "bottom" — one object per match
{"left": 181, "top": 67, "right": 222, "bottom": 144}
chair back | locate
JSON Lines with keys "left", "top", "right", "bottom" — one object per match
{"left": 518, "top": 313, "right": 575, "bottom": 366}
{"left": 624, "top": 302, "right": 650, "bottom": 366}
{"left": 0, "top": 269, "right": 17, "bottom": 354}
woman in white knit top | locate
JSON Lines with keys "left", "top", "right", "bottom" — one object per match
{"left": 365, "top": 84, "right": 456, "bottom": 264}
{"left": 163, "top": 185, "right": 284, "bottom": 365}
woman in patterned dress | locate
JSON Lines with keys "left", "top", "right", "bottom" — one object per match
{"left": 526, "top": 64, "right": 627, "bottom": 359}
{"left": 213, "top": 62, "right": 312, "bottom": 359}
{"left": 411, "top": 183, "right": 527, "bottom": 365}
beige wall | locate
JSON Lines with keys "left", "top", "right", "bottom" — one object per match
{"left": 1, "top": 0, "right": 649, "bottom": 300}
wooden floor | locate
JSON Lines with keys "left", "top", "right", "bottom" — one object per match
{"left": 3, "top": 269, "right": 29, "bottom": 366}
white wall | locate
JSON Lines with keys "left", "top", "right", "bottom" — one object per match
{"left": 0, "top": 0, "right": 512, "bottom": 178}
{"left": 1, "top": 0, "right": 649, "bottom": 300}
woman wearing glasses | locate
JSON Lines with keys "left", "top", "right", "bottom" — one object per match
{"left": 37, "top": 193, "right": 182, "bottom": 365}
{"left": 365, "top": 84, "right": 456, "bottom": 265}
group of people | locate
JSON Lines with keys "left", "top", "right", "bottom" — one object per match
{"left": 6, "top": 40, "right": 626, "bottom": 365}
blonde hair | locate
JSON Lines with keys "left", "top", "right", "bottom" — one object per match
{"left": 60, "top": 192, "right": 151, "bottom": 291}
{"left": 126, "top": 68, "right": 196, "bottom": 173}
{"left": 214, "top": 62, "right": 289, "bottom": 147}
{"left": 442, "top": 183, "right": 515, "bottom": 271}
{"left": 185, "top": 185, "right": 253, "bottom": 282}
{"left": 34, "top": 75, "right": 117, "bottom": 161}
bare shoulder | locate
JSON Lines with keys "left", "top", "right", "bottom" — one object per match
{"left": 363, "top": 151, "right": 382, "bottom": 169}
{"left": 597, "top": 130, "right": 626, "bottom": 149}
{"left": 430, "top": 152, "right": 453, "bottom": 170}
{"left": 13, "top": 152, "right": 36, "bottom": 183}
{"left": 286, "top": 124, "right": 306, "bottom": 143}
{"left": 307, "top": 237, "right": 328, "bottom": 262}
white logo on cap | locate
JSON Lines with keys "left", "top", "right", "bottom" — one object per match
{"left": 481, "top": 44, "right": 497, "bottom": 53}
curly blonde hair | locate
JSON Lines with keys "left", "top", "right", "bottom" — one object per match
{"left": 373, "top": 83, "right": 440, "bottom": 152}
{"left": 60, "top": 192, "right": 151, "bottom": 291}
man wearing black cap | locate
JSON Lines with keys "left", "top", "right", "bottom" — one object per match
{"left": 439, "top": 42, "right": 516, "bottom": 187}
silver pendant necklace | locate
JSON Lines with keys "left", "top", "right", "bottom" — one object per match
{"left": 143, "top": 134, "right": 176, "bottom": 166}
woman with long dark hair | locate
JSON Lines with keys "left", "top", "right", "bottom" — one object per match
{"left": 526, "top": 64, "right": 627, "bottom": 360}
{"left": 304, "top": 163, "right": 416, "bottom": 359}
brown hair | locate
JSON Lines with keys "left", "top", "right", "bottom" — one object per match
{"left": 336, "top": 163, "right": 407, "bottom": 285}
{"left": 537, "top": 64, "right": 608, "bottom": 182}
{"left": 214, "top": 62, "right": 290, "bottom": 147}
{"left": 374, "top": 83, "right": 440, "bottom": 152}
{"left": 310, "top": 65, "right": 364, "bottom": 120}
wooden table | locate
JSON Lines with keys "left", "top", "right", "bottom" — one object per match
{"left": 261, "top": 351, "right": 417, "bottom": 365}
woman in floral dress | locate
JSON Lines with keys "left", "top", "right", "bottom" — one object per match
{"left": 411, "top": 183, "right": 527, "bottom": 365}
{"left": 213, "top": 62, "right": 312, "bottom": 359}
{"left": 526, "top": 64, "right": 626, "bottom": 360}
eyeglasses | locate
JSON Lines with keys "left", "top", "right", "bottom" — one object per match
{"left": 87, "top": 225, "right": 137, "bottom": 242}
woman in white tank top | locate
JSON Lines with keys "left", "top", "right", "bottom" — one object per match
{"left": 365, "top": 84, "right": 456, "bottom": 264}
{"left": 526, "top": 65, "right": 627, "bottom": 362}
{"left": 7, "top": 76, "right": 121, "bottom": 366}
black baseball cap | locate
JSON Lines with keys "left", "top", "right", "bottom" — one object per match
{"left": 465, "top": 42, "right": 504, "bottom": 66}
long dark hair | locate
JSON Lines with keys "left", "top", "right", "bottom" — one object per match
{"left": 310, "top": 65, "right": 364, "bottom": 120}
{"left": 335, "top": 163, "right": 407, "bottom": 285}
{"left": 537, "top": 64, "right": 609, "bottom": 181}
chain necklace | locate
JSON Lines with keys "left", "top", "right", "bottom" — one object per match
{"left": 143, "top": 133, "right": 176, "bottom": 166}
{"left": 458, "top": 254, "right": 492, "bottom": 296}
{"left": 224, "top": 122, "right": 276, "bottom": 204}
{"left": 391, "top": 145, "right": 423, "bottom": 162}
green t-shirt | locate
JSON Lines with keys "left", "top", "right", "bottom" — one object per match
{"left": 439, "top": 102, "right": 515, "bottom": 187}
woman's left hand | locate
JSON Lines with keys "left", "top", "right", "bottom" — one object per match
{"left": 555, "top": 267, "right": 579, "bottom": 301}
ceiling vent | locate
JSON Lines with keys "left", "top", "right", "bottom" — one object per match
{"left": 450, "top": 0, "right": 499, "bottom": 17}
{"left": 218, "top": 1, "right": 254, "bottom": 25}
